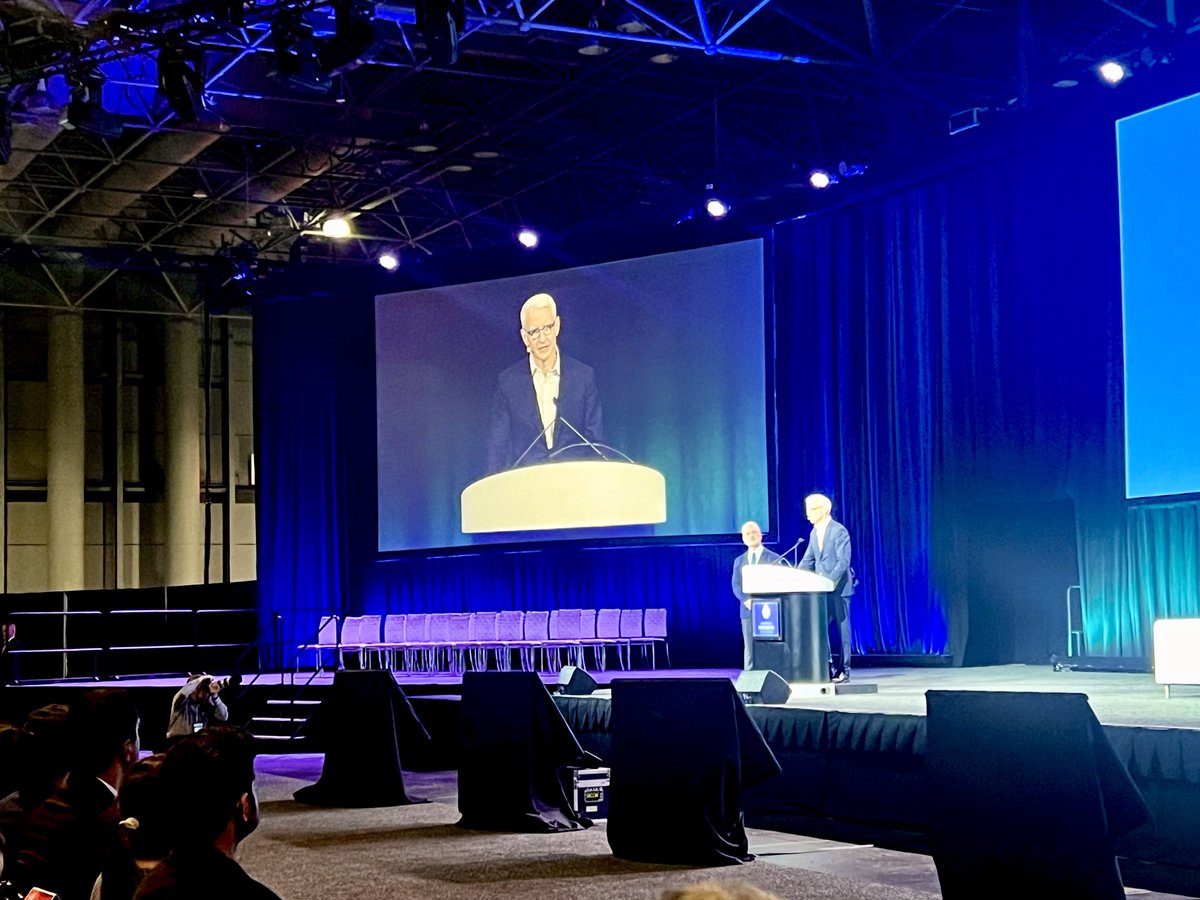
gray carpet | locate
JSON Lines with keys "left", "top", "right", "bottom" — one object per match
{"left": 240, "top": 759, "right": 942, "bottom": 900}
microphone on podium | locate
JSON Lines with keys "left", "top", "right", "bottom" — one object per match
{"left": 778, "top": 535, "right": 806, "bottom": 566}
{"left": 552, "top": 396, "right": 609, "bottom": 461}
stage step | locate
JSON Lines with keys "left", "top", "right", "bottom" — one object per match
{"left": 244, "top": 685, "right": 325, "bottom": 749}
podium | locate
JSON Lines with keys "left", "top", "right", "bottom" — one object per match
{"left": 741, "top": 565, "right": 834, "bottom": 683}
{"left": 461, "top": 460, "right": 666, "bottom": 534}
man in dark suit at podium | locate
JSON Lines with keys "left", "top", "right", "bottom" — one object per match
{"left": 731, "top": 521, "right": 782, "bottom": 669}
{"left": 486, "top": 292, "right": 604, "bottom": 474}
{"left": 799, "top": 493, "right": 855, "bottom": 682}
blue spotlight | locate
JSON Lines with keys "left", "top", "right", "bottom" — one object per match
{"left": 1097, "top": 60, "right": 1129, "bottom": 85}
{"left": 516, "top": 227, "right": 540, "bottom": 249}
{"left": 704, "top": 196, "right": 730, "bottom": 220}
{"left": 809, "top": 169, "right": 835, "bottom": 190}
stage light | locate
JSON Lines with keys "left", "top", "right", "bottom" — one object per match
{"left": 378, "top": 250, "right": 400, "bottom": 270}
{"left": 1097, "top": 60, "right": 1129, "bottom": 85}
{"left": 416, "top": 0, "right": 465, "bottom": 66}
{"left": 61, "top": 71, "right": 122, "bottom": 139}
{"left": 270, "top": 13, "right": 332, "bottom": 93}
{"left": 704, "top": 196, "right": 730, "bottom": 220}
{"left": 317, "top": 0, "right": 385, "bottom": 77}
{"left": 158, "top": 38, "right": 205, "bottom": 122}
{"left": 809, "top": 168, "right": 834, "bottom": 190}
{"left": 322, "top": 216, "right": 351, "bottom": 238}
{"left": 615, "top": 9, "right": 648, "bottom": 33}
{"left": 838, "top": 161, "right": 867, "bottom": 178}
{"left": 516, "top": 227, "right": 539, "bottom": 249}
{"left": 649, "top": 52, "right": 677, "bottom": 64}
{"left": 578, "top": 16, "right": 609, "bottom": 56}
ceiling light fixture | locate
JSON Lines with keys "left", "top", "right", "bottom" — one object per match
{"left": 322, "top": 216, "right": 352, "bottom": 238}
{"left": 1097, "top": 59, "right": 1129, "bottom": 85}
{"left": 516, "top": 227, "right": 540, "bottom": 249}
{"left": 809, "top": 169, "right": 834, "bottom": 190}
{"left": 578, "top": 16, "right": 609, "bottom": 56}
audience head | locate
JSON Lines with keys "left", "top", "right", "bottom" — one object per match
{"left": 661, "top": 882, "right": 783, "bottom": 900}
{"left": 99, "top": 754, "right": 169, "bottom": 900}
{"left": 160, "top": 725, "right": 259, "bottom": 854}
{"left": 69, "top": 689, "right": 140, "bottom": 782}
{"left": 14, "top": 703, "right": 72, "bottom": 802}
{"left": 117, "top": 753, "right": 169, "bottom": 859}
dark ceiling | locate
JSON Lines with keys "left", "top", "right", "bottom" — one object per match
{"left": 0, "top": 0, "right": 1187, "bottom": 308}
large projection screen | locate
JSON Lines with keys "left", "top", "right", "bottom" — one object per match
{"left": 375, "top": 239, "right": 772, "bottom": 551}
{"left": 1118, "top": 93, "right": 1200, "bottom": 500}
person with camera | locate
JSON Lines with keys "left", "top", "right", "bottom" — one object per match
{"left": 165, "top": 675, "right": 229, "bottom": 742}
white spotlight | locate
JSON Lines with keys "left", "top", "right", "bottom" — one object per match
{"left": 321, "top": 216, "right": 351, "bottom": 238}
{"left": 1097, "top": 60, "right": 1129, "bottom": 85}
{"left": 704, "top": 197, "right": 730, "bottom": 220}
{"left": 378, "top": 251, "right": 400, "bottom": 271}
{"left": 809, "top": 169, "right": 834, "bottom": 190}
{"left": 516, "top": 228, "right": 540, "bottom": 249}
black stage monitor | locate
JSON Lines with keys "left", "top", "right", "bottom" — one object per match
{"left": 733, "top": 669, "right": 791, "bottom": 705}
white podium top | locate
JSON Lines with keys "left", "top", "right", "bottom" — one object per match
{"left": 461, "top": 459, "right": 666, "bottom": 533}
{"left": 741, "top": 564, "right": 835, "bottom": 595}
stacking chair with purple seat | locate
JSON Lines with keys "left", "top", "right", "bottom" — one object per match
{"left": 620, "top": 608, "right": 655, "bottom": 669}
{"left": 297, "top": 614, "right": 340, "bottom": 673}
{"left": 642, "top": 607, "right": 670, "bottom": 668}
{"left": 381, "top": 614, "right": 406, "bottom": 670}
{"left": 596, "top": 608, "right": 627, "bottom": 670}
{"left": 578, "top": 609, "right": 603, "bottom": 670}
{"left": 547, "top": 609, "right": 584, "bottom": 670}
{"left": 446, "top": 612, "right": 473, "bottom": 674}
{"left": 403, "top": 613, "right": 431, "bottom": 672}
{"left": 495, "top": 611, "right": 526, "bottom": 671}
{"left": 468, "top": 611, "right": 501, "bottom": 671}
{"left": 522, "top": 610, "right": 551, "bottom": 672}
{"left": 427, "top": 613, "right": 453, "bottom": 673}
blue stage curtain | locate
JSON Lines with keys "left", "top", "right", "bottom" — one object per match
{"left": 254, "top": 296, "right": 375, "bottom": 670}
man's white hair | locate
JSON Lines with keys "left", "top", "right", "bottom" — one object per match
{"left": 805, "top": 493, "right": 832, "bottom": 511}
{"left": 740, "top": 520, "right": 761, "bottom": 534}
{"left": 520, "top": 292, "right": 557, "bottom": 325}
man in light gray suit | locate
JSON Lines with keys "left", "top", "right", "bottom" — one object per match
{"left": 798, "top": 493, "right": 855, "bottom": 682}
{"left": 731, "top": 521, "right": 782, "bottom": 670}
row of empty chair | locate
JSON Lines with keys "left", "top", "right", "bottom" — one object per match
{"left": 297, "top": 608, "right": 669, "bottom": 674}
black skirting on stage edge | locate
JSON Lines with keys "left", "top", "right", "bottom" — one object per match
{"left": 925, "top": 690, "right": 1150, "bottom": 900}
{"left": 294, "top": 670, "right": 429, "bottom": 807}
{"left": 457, "top": 670, "right": 593, "bottom": 833}
{"left": 606, "top": 678, "right": 781, "bottom": 866}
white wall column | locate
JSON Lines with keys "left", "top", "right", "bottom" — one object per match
{"left": 165, "top": 318, "right": 201, "bottom": 585}
{"left": 47, "top": 311, "right": 85, "bottom": 591}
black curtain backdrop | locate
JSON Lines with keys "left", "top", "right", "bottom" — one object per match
{"left": 256, "top": 95, "right": 1200, "bottom": 668}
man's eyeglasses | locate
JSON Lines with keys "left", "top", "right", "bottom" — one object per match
{"left": 523, "top": 323, "right": 556, "bottom": 339}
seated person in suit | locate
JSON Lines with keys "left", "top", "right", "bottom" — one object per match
{"left": 486, "top": 292, "right": 604, "bottom": 473}
{"left": 14, "top": 689, "right": 141, "bottom": 900}
{"left": 731, "top": 521, "right": 782, "bottom": 670}
{"left": 798, "top": 493, "right": 855, "bottom": 682}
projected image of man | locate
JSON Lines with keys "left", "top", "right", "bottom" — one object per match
{"left": 486, "top": 292, "right": 604, "bottom": 473}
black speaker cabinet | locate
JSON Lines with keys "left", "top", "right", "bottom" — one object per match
{"left": 733, "top": 669, "right": 791, "bottom": 705}
{"left": 556, "top": 665, "right": 598, "bottom": 695}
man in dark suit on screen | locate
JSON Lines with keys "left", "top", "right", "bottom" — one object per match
{"left": 486, "top": 292, "right": 604, "bottom": 474}
{"left": 799, "top": 492, "right": 856, "bottom": 682}
{"left": 731, "top": 520, "right": 782, "bottom": 670}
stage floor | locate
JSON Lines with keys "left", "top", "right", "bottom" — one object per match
{"left": 16, "top": 663, "right": 1200, "bottom": 731}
